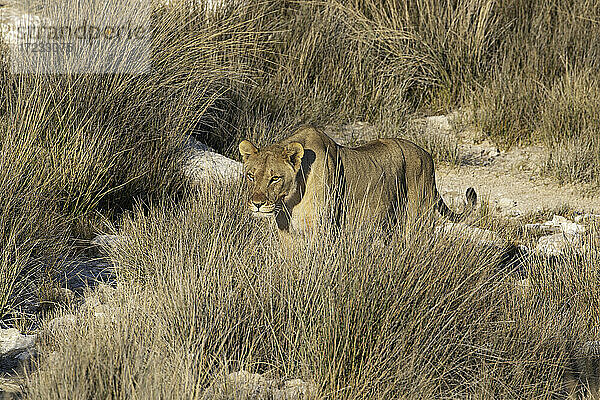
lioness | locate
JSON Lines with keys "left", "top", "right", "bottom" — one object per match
{"left": 239, "top": 125, "right": 476, "bottom": 237}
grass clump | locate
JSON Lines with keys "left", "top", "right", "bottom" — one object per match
{"left": 26, "top": 184, "right": 600, "bottom": 398}
{"left": 0, "top": 0, "right": 264, "bottom": 322}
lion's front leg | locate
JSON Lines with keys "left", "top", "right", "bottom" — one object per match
{"left": 277, "top": 228, "right": 296, "bottom": 258}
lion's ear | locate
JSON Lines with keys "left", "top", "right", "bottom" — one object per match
{"left": 239, "top": 140, "right": 258, "bottom": 162}
{"left": 285, "top": 142, "right": 304, "bottom": 171}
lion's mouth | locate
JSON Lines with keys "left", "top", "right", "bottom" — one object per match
{"left": 249, "top": 202, "right": 282, "bottom": 217}
{"left": 249, "top": 203, "right": 276, "bottom": 215}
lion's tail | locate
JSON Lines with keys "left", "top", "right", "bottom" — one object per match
{"left": 436, "top": 187, "right": 477, "bottom": 222}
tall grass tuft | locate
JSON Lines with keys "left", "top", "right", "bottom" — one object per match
{"left": 26, "top": 183, "right": 600, "bottom": 398}
{"left": 0, "top": 0, "right": 266, "bottom": 323}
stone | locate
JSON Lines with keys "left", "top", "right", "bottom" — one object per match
{"left": 524, "top": 223, "right": 559, "bottom": 235}
{"left": 548, "top": 215, "right": 586, "bottom": 235}
{"left": 497, "top": 197, "right": 517, "bottom": 210}
{"left": 203, "top": 370, "right": 272, "bottom": 399}
{"left": 203, "top": 371, "right": 316, "bottom": 400}
{"left": 437, "top": 222, "right": 506, "bottom": 248}
{"left": 536, "top": 233, "right": 582, "bottom": 257}
{"left": 181, "top": 137, "right": 243, "bottom": 185}
{"left": 525, "top": 215, "right": 586, "bottom": 237}
{"left": 273, "top": 379, "right": 318, "bottom": 400}
{"left": 0, "top": 329, "right": 36, "bottom": 359}
{"left": 47, "top": 314, "right": 78, "bottom": 336}
{"left": 91, "top": 234, "right": 126, "bottom": 249}
{"left": 528, "top": 215, "right": 593, "bottom": 257}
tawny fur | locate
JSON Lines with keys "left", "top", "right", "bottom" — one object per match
{"left": 239, "top": 125, "right": 476, "bottom": 236}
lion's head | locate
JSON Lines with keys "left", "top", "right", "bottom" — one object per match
{"left": 238, "top": 139, "right": 304, "bottom": 216}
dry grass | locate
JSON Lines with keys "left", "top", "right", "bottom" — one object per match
{"left": 0, "top": 0, "right": 598, "bottom": 397}
{"left": 26, "top": 184, "right": 600, "bottom": 398}
{"left": 0, "top": 0, "right": 263, "bottom": 323}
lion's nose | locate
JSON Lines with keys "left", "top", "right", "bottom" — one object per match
{"left": 252, "top": 201, "right": 265, "bottom": 210}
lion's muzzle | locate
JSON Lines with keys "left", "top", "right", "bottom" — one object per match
{"left": 249, "top": 199, "right": 277, "bottom": 216}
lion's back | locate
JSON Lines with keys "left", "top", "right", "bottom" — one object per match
{"left": 282, "top": 127, "right": 438, "bottom": 228}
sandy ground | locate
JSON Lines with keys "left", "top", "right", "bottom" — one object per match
{"left": 436, "top": 139, "right": 600, "bottom": 216}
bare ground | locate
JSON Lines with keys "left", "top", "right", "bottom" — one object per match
{"left": 434, "top": 120, "right": 600, "bottom": 216}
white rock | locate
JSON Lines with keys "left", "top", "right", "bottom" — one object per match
{"left": 525, "top": 215, "right": 586, "bottom": 236}
{"left": 536, "top": 233, "right": 582, "bottom": 257}
{"left": 524, "top": 223, "right": 559, "bottom": 234}
{"left": 497, "top": 197, "right": 517, "bottom": 210}
{"left": 47, "top": 314, "right": 78, "bottom": 336}
{"left": 204, "top": 371, "right": 317, "bottom": 400}
{"left": 437, "top": 222, "right": 505, "bottom": 248}
{"left": 546, "top": 215, "right": 585, "bottom": 235}
{"left": 0, "top": 329, "right": 36, "bottom": 358}
{"left": 530, "top": 215, "right": 591, "bottom": 256}
{"left": 204, "top": 370, "right": 272, "bottom": 399}
{"left": 274, "top": 379, "right": 318, "bottom": 400}
{"left": 181, "top": 137, "right": 243, "bottom": 185}
{"left": 91, "top": 234, "right": 127, "bottom": 249}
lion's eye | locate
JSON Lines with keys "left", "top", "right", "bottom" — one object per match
{"left": 247, "top": 173, "right": 254, "bottom": 182}
{"left": 270, "top": 176, "right": 281, "bottom": 183}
